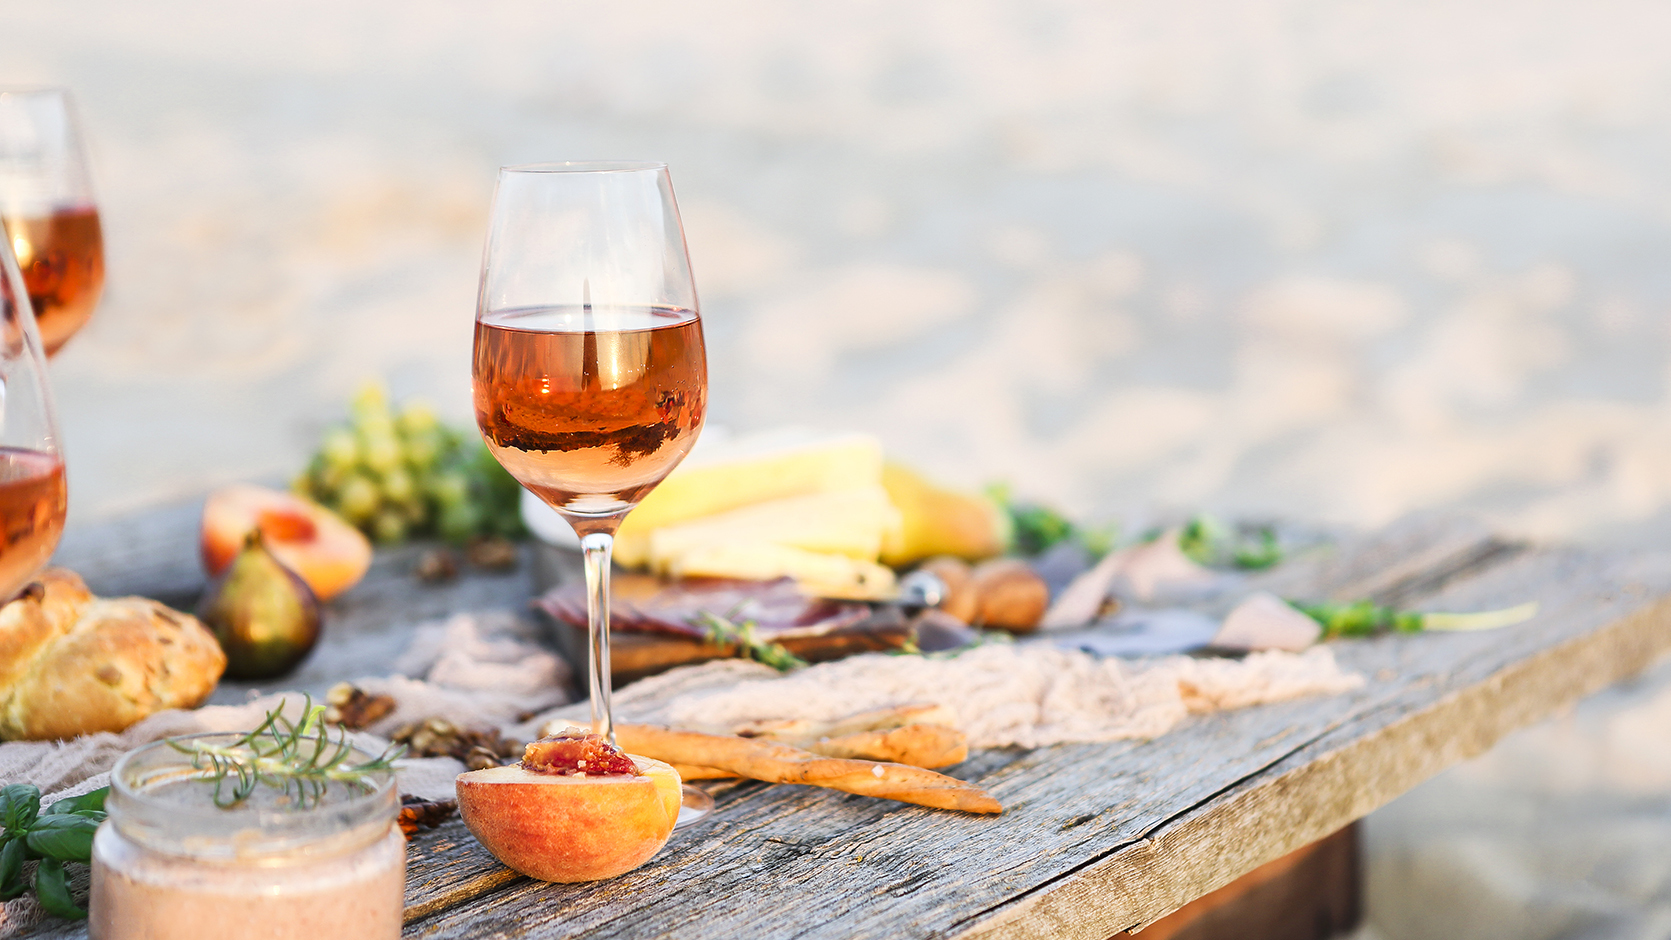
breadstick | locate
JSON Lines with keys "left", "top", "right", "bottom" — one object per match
{"left": 808, "top": 724, "right": 968, "bottom": 768}
{"left": 731, "top": 702, "right": 956, "bottom": 741}
{"left": 615, "top": 724, "right": 1001, "bottom": 814}
{"left": 727, "top": 703, "right": 968, "bottom": 766}
{"left": 671, "top": 723, "right": 967, "bottom": 778}
{"left": 670, "top": 762, "right": 737, "bottom": 781}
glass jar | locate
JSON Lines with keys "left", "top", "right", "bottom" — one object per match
{"left": 89, "top": 733, "right": 405, "bottom": 940}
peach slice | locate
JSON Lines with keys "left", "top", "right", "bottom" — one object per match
{"left": 456, "top": 756, "right": 683, "bottom": 882}
{"left": 201, "top": 484, "right": 372, "bottom": 601}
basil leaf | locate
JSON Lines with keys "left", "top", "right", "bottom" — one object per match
{"left": 0, "top": 784, "right": 40, "bottom": 833}
{"left": 45, "top": 787, "right": 108, "bottom": 818}
{"left": 0, "top": 838, "right": 25, "bottom": 900}
{"left": 32, "top": 858, "right": 86, "bottom": 920}
{"left": 24, "top": 816, "right": 99, "bottom": 862}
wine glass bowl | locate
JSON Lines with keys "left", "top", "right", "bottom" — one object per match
{"left": 472, "top": 163, "right": 707, "bottom": 759}
{"left": 472, "top": 303, "right": 706, "bottom": 528}
{"left": 0, "top": 88, "right": 104, "bottom": 357}
{"left": 0, "top": 228, "right": 67, "bottom": 600}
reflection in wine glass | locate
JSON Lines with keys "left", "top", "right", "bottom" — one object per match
{"left": 0, "top": 88, "right": 105, "bottom": 357}
{"left": 0, "top": 227, "right": 67, "bottom": 600}
{"left": 472, "top": 162, "right": 710, "bottom": 823}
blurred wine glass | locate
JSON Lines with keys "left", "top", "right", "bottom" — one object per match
{"left": 0, "top": 88, "right": 104, "bottom": 357}
{"left": 0, "top": 226, "right": 67, "bottom": 600}
{"left": 472, "top": 162, "right": 709, "bottom": 821}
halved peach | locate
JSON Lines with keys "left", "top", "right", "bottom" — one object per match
{"left": 201, "top": 484, "right": 373, "bottom": 601}
{"left": 456, "top": 756, "right": 682, "bottom": 883}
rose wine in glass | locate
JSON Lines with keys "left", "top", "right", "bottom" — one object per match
{"left": 0, "top": 88, "right": 105, "bottom": 357}
{"left": 0, "top": 218, "right": 68, "bottom": 600}
{"left": 474, "top": 305, "right": 705, "bottom": 515}
{"left": 472, "top": 163, "right": 707, "bottom": 758}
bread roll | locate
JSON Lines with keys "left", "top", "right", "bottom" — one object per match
{"left": 0, "top": 568, "right": 226, "bottom": 741}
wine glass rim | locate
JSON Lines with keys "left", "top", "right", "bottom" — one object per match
{"left": 502, "top": 161, "right": 668, "bottom": 174}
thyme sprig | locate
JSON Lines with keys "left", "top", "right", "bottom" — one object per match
{"left": 693, "top": 610, "right": 808, "bottom": 672}
{"left": 167, "top": 697, "right": 405, "bottom": 808}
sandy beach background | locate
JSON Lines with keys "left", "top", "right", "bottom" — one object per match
{"left": 3, "top": 1, "right": 1669, "bottom": 935}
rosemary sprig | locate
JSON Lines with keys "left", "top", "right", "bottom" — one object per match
{"left": 693, "top": 610, "right": 807, "bottom": 671}
{"left": 1290, "top": 599, "right": 1539, "bottom": 639}
{"left": 167, "top": 697, "right": 405, "bottom": 808}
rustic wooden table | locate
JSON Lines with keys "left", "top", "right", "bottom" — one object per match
{"left": 21, "top": 507, "right": 1671, "bottom": 939}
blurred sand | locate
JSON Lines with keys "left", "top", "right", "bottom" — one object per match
{"left": 4, "top": 2, "right": 1671, "bottom": 936}
{"left": 3, "top": 0, "right": 1671, "bottom": 547}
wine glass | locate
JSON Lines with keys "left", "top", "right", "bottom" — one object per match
{"left": 0, "top": 223, "right": 68, "bottom": 600}
{"left": 472, "top": 162, "right": 710, "bottom": 821}
{"left": 0, "top": 88, "right": 105, "bottom": 357}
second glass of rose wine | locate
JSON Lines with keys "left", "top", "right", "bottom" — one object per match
{"left": 0, "top": 225, "right": 68, "bottom": 600}
{"left": 472, "top": 162, "right": 708, "bottom": 816}
{"left": 0, "top": 88, "right": 105, "bottom": 357}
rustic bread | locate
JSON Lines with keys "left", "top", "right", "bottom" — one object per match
{"left": 0, "top": 569, "right": 94, "bottom": 691}
{"left": 0, "top": 569, "right": 226, "bottom": 741}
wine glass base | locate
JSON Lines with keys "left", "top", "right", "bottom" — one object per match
{"left": 674, "top": 784, "right": 714, "bottom": 829}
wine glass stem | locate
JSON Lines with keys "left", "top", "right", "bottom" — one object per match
{"left": 579, "top": 530, "right": 616, "bottom": 745}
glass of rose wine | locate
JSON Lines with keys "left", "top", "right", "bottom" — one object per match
{"left": 0, "top": 88, "right": 105, "bottom": 357}
{"left": 472, "top": 162, "right": 710, "bottom": 819}
{"left": 0, "top": 224, "right": 68, "bottom": 600}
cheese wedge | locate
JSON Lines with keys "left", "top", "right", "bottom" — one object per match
{"left": 665, "top": 541, "right": 898, "bottom": 601}
{"left": 878, "top": 463, "right": 1011, "bottom": 566}
{"left": 646, "top": 487, "right": 901, "bottom": 572}
{"left": 615, "top": 430, "right": 885, "bottom": 567}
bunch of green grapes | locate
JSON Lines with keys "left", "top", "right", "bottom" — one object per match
{"left": 296, "top": 382, "right": 526, "bottom": 544}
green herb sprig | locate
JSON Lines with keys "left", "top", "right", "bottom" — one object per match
{"left": 1291, "top": 600, "right": 1539, "bottom": 638}
{"left": 1179, "top": 514, "right": 1284, "bottom": 570}
{"left": 693, "top": 611, "right": 808, "bottom": 672}
{"left": 167, "top": 698, "right": 404, "bottom": 809}
{"left": 0, "top": 784, "right": 108, "bottom": 920}
{"left": 986, "top": 483, "right": 1116, "bottom": 558}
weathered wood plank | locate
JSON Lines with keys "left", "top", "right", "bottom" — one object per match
{"left": 953, "top": 549, "right": 1671, "bottom": 939}
{"left": 394, "top": 546, "right": 1671, "bottom": 940}
{"left": 403, "top": 819, "right": 527, "bottom": 923}
{"left": 1113, "top": 822, "right": 1360, "bottom": 939}
{"left": 1245, "top": 510, "right": 1519, "bottom": 605}
{"left": 52, "top": 500, "right": 206, "bottom": 606}
{"left": 23, "top": 507, "right": 1665, "bottom": 940}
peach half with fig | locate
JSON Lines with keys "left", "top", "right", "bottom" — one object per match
{"left": 456, "top": 731, "right": 683, "bottom": 883}
{"left": 201, "top": 484, "right": 372, "bottom": 602}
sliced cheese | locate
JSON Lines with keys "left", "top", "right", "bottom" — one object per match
{"left": 646, "top": 486, "right": 901, "bottom": 572}
{"left": 615, "top": 429, "right": 885, "bottom": 567}
{"left": 665, "top": 541, "right": 898, "bottom": 601}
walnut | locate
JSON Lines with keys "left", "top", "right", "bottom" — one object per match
{"left": 322, "top": 682, "right": 396, "bottom": 730}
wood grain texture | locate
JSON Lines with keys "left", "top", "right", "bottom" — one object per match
{"left": 1116, "top": 822, "right": 1360, "bottom": 940}
{"left": 955, "top": 549, "right": 1671, "bottom": 939}
{"left": 18, "top": 509, "right": 1670, "bottom": 940}
{"left": 403, "top": 819, "right": 527, "bottom": 923}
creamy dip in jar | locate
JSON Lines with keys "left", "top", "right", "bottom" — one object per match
{"left": 89, "top": 733, "right": 404, "bottom": 940}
